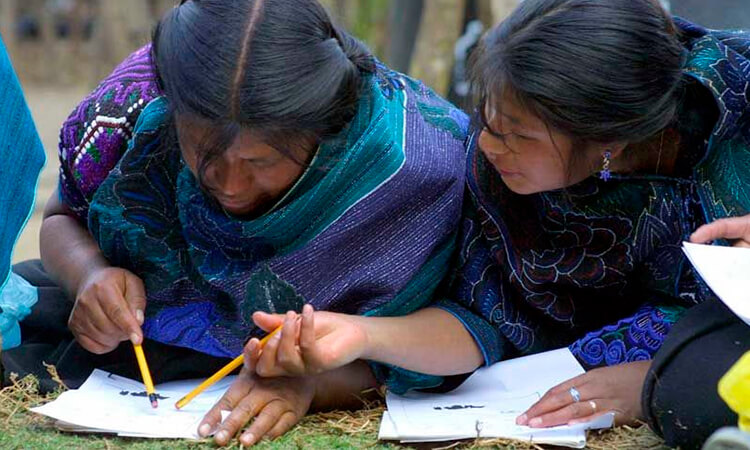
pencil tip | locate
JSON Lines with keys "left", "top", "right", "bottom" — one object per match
{"left": 149, "top": 393, "right": 159, "bottom": 409}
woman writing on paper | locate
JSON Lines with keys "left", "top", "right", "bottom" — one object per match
{"left": 2, "top": 0, "right": 473, "bottom": 445}
{"left": 243, "top": 1, "right": 750, "bottom": 448}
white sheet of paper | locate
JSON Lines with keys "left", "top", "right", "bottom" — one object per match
{"left": 379, "top": 348, "right": 613, "bottom": 448}
{"left": 31, "top": 369, "right": 235, "bottom": 439}
{"left": 682, "top": 242, "right": 750, "bottom": 326}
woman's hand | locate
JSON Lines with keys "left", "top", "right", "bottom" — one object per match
{"left": 198, "top": 368, "right": 315, "bottom": 446}
{"left": 249, "top": 305, "right": 483, "bottom": 378}
{"left": 691, "top": 215, "right": 750, "bottom": 248}
{"left": 247, "top": 304, "right": 369, "bottom": 377}
{"left": 68, "top": 266, "right": 146, "bottom": 354}
{"left": 516, "top": 360, "right": 651, "bottom": 428}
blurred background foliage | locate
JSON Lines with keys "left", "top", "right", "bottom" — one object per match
{"left": 1, "top": 0, "right": 748, "bottom": 99}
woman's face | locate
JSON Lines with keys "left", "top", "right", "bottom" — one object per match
{"left": 177, "top": 120, "right": 309, "bottom": 217}
{"left": 478, "top": 94, "right": 599, "bottom": 195}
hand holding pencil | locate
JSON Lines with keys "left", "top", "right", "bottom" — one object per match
{"left": 191, "top": 305, "right": 367, "bottom": 446}
{"left": 247, "top": 304, "right": 369, "bottom": 378}
{"left": 70, "top": 267, "right": 146, "bottom": 355}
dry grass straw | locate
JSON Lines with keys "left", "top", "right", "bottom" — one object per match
{"left": 0, "top": 363, "right": 66, "bottom": 427}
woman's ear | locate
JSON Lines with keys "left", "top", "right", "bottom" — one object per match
{"left": 589, "top": 141, "right": 627, "bottom": 160}
{"left": 588, "top": 141, "right": 628, "bottom": 179}
{"left": 607, "top": 142, "right": 629, "bottom": 160}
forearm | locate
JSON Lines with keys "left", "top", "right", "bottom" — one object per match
{"left": 39, "top": 214, "right": 110, "bottom": 297}
{"left": 310, "top": 360, "right": 379, "bottom": 411}
{"left": 359, "top": 307, "right": 483, "bottom": 376}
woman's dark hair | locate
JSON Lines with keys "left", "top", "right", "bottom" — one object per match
{"left": 151, "top": 0, "right": 375, "bottom": 185}
{"left": 472, "top": 0, "right": 686, "bottom": 147}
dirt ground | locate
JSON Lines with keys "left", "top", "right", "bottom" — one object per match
{"left": 11, "top": 84, "right": 89, "bottom": 264}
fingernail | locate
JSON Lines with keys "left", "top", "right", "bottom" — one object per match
{"left": 198, "top": 423, "right": 211, "bottom": 437}
{"left": 130, "top": 333, "right": 141, "bottom": 344}
{"left": 303, "top": 304, "right": 313, "bottom": 316}
{"left": 528, "top": 417, "right": 542, "bottom": 427}
{"left": 241, "top": 432, "right": 256, "bottom": 446}
{"left": 215, "top": 430, "right": 228, "bottom": 442}
{"left": 516, "top": 414, "right": 527, "bottom": 425}
{"left": 136, "top": 309, "right": 144, "bottom": 324}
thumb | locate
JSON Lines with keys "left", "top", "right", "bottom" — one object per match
{"left": 252, "top": 311, "right": 284, "bottom": 332}
{"left": 124, "top": 272, "right": 147, "bottom": 327}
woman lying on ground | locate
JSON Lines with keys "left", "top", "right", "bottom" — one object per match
{"left": 242, "top": 1, "right": 750, "bottom": 448}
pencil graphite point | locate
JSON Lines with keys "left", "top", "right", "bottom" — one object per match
{"left": 133, "top": 343, "right": 158, "bottom": 409}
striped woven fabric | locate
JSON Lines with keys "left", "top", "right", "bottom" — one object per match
{"left": 0, "top": 37, "right": 45, "bottom": 350}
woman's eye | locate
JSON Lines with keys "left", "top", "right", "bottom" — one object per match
{"left": 511, "top": 132, "right": 533, "bottom": 142}
{"left": 483, "top": 126, "right": 502, "bottom": 138}
{"left": 246, "top": 159, "right": 274, "bottom": 168}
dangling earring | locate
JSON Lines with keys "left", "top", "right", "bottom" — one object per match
{"left": 599, "top": 151, "right": 612, "bottom": 181}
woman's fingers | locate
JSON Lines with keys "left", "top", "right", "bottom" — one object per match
{"left": 69, "top": 268, "right": 148, "bottom": 352}
{"left": 123, "top": 272, "right": 147, "bottom": 325}
{"left": 238, "top": 399, "right": 287, "bottom": 446}
{"left": 691, "top": 216, "right": 750, "bottom": 244}
{"left": 276, "top": 312, "right": 305, "bottom": 375}
{"left": 255, "top": 325, "right": 284, "bottom": 377}
{"left": 252, "top": 310, "right": 285, "bottom": 333}
{"left": 74, "top": 332, "right": 114, "bottom": 355}
{"left": 99, "top": 282, "right": 142, "bottom": 345}
{"left": 243, "top": 338, "right": 263, "bottom": 371}
{"left": 521, "top": 361, "right": 650, "bottom": 429}
{"left": 299, "top": 304, "right": 327, "bottom": 372}
{"left": 199, "top": 375, "right": 253, "bottom": 440}
{"left": 213, "top": 393, "right": 267, "bottom": 446}
{"left": 299, "top": 304, "right": 316, "bottom": 355}
{"left": 526, "top": 398, "right": 601, "bottom": 428}
{"left": 263, "top": 410, "right": 299, "bottom": 440}
{"left": 70, "top": 298, "right": 123, "bottom": 353}
{"left": 518, "top": 373, "right": 589, "bottom": 425}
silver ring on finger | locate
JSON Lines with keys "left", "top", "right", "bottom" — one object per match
{"left": 589, "top": 400, "right": 597, "bottom": 412}
{"left": 569, "top": 386, "right": 581, "bottom": 403}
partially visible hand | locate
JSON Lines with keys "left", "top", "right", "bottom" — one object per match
{"left": 69, "top": 267, "right": 146, "bottom": 354}
{"left": 247, "top": 304, "right": 368, "bottom": 377}
{"left": 691, "top": 215, "right": 750, "bottom": 248}
{"left": 517, "top": 360, "right": 651, "bottom": 428}
{"left": 198, "top": 367, "right": 315, "bottom": 446}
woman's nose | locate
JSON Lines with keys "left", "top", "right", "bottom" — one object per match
{"left": 208, "top": 159, "right": 250, "bottom": 197}
{"left": 479, "top": 130, "right": 511, "bottom": 158}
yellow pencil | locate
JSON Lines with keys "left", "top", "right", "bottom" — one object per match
{"left": 175, "top": 325, "right": 282, "bottom": 410}
{"left": 133, "top": 343, "right": 159, "bottom": 408}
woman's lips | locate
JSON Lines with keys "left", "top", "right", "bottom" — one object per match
{"left": 218, "top": 197, "right": 252, "bottom": 212}
{"left": 496, "top": 167, "right": 521, "bottom": 177}
{"left": 482, "top": 151, "right": 520, "bottom": 177}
